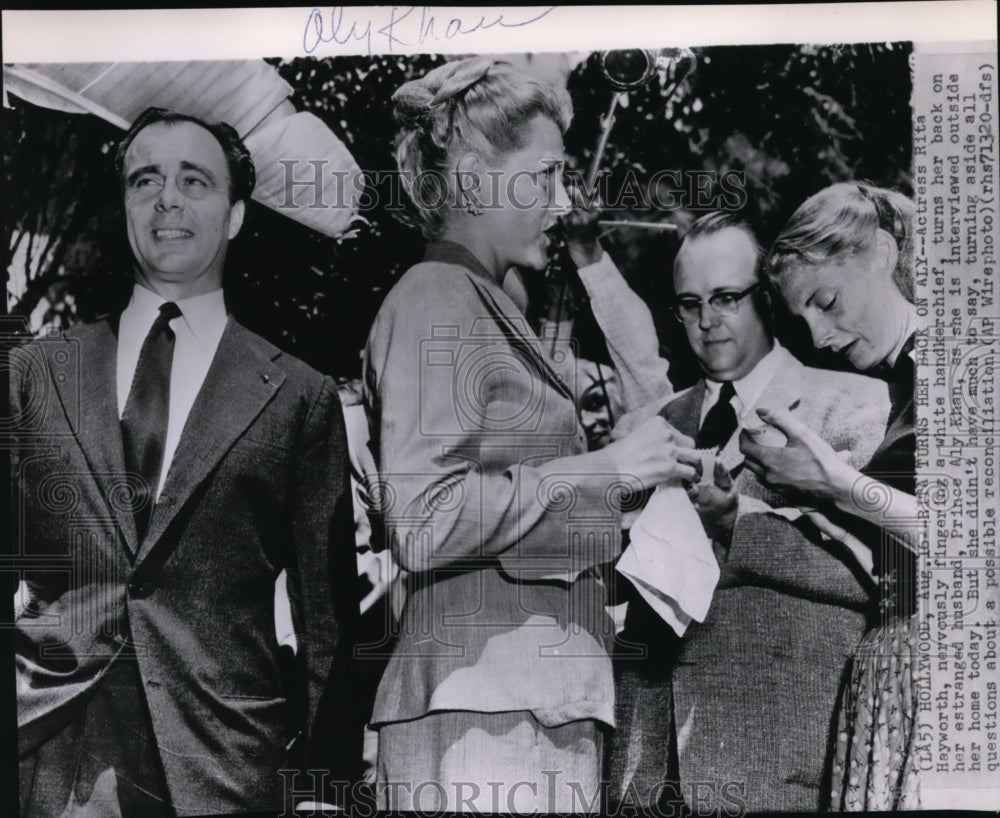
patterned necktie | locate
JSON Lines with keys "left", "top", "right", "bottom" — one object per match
{"left": 121, "top": 302, "right": 181, "bottom": 538}
{"left": 697, "top": 381, "right": 737, "bottom": 450}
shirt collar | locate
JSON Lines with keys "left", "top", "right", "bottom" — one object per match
{"left": 885, "top": 311, "right": 918, "bottom": 368}
{"left": 127, "top": 280, "right": 168, "bottom": 321}
{"left": 704, "top": 341, "right": 783, "bottom": 416}
{"left": 127, "top": 283, "right": 228, "bottom": 350}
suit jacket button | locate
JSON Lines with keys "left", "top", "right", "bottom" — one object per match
{"left": 128, "top": 580, "right": 152, "bottom": 598}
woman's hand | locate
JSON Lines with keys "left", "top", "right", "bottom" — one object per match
{"left": 560, "top": 184, "right": 604, "bottom": 269}
{"left": 604, "top": 415, "right": 700, "bottom": 489}
{"left": 803, "top": 509, "right": 876, "bottom": 577}
{"left": 739, "top": 407, "right": 855, "bottom": 504}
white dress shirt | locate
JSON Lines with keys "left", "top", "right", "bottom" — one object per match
{"left": 116, "top": 284, "right": 228, "bottom": 497}
{"left": 699, "top": 341, "right": 787, "bottom": 431}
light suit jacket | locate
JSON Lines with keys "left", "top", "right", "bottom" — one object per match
{"left": 363, "top": 242, "right": 626, "bottom": 729}
{"left": 11, "top": 315, "right": 358, "bottom": 815}
{"left": 612, "top": 346, "right": 890, "bottom": 812}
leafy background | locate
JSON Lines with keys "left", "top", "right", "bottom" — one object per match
{"left": 4, "top": 43, "right": 913, "bottom": 386}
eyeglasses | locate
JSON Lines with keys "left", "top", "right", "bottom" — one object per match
{"left": 672, "top": 283, "right": 760, "bottom": 324}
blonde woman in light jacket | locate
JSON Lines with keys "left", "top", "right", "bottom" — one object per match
{"left": 362, "top": 57, "right": 700, "bottom": 812}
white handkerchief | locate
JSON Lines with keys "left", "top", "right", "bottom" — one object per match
{"left": 616, "top": 484, "right": 720, "bottom": 636}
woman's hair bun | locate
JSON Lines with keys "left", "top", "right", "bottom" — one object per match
{"left": 428, "top": 57, "right": 494, "bottom": 106}
{"left": 391, "top": 57, "right": 495, "bottom": 128}
{"left": 391, "top": 81, "right": 436, "bottom": 128}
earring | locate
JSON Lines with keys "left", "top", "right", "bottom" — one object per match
{"left": 462, "top": 191, "right": 484, "bottom": 216}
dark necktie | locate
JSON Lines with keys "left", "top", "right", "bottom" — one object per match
{"left": 697, "top": 381, "right": 737, "bottom": 450}
{"left": 121, "top": 302, "right": 181, "bottom": 538}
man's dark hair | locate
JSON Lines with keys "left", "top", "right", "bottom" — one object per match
{"left": 679, "top": 211, "right": 765, "bottom": 284}
{"left": 114, "top": 106, "right": 256, "bottom": 204}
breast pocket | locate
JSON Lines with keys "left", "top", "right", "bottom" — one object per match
{"left": 224, "top": 436, "right": 292, "bottom": 481}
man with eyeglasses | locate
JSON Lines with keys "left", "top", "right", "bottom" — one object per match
{"left": 604, "top": 212, "right": 892, "bottom": 812}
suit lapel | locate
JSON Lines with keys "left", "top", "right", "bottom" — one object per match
{"left": 661, "top": 381, "right": 705, "bottom": 440}
{"left": 465, "top": 272, "right": 575, "bottom": 403}
{"left": 48, "top": 320, "right": 140, "bottom": 556}
{"left": 135, "top": 319, "right": 286, "bottom": 564}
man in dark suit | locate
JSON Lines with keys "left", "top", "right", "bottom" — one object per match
{"left": 11, "top": 108, "right": 357, "bottom": 816}
{"left": 608, "top": 212, "right": 891, "bottom": 812}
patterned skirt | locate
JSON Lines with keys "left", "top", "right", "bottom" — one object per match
{"left": 828, "top": 612, "right": 921, "bottom": 811}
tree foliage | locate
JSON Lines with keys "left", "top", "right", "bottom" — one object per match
{"left": 3, "top": 105, "right": 124, "bottom": 331}
{"left": 557, "top": 43, "right": 912, "bottom": 383}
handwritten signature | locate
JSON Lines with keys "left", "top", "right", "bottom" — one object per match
{"left": 303, "top": 6, "right": 558, "bottom": 56}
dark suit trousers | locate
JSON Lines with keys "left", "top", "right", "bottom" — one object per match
{"left": 19, "top": 658, "right": 172, "bottom": 818}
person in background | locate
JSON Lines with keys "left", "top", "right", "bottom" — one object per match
{"left": 743, "top": 182, "right": 921, "bottom": 810}
{"left": 337, "top": 378, "right": 403, "bottom": 789}
{"left": 575, "top": 360, "right": 625, "bottom": 452}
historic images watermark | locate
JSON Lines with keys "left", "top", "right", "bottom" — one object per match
{"left": 278, "top": 769, "right": 748, "bottom": 816}
{"left": 277, "top": 161, "right": 748, "bottom": 215}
